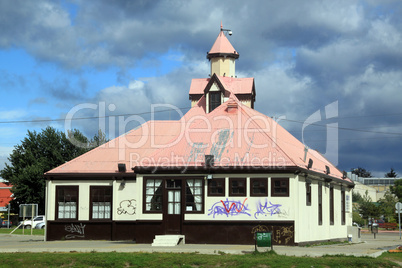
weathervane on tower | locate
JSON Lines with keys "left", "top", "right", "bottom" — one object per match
{"left": 220, "top": 21, "right": 232, "bottom": 36}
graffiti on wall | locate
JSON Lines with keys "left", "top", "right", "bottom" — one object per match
{"left": 272, "top": 225, "right": 294, "bottom": 245}
{"left": 65, "top": 223, "right": 86, "bottom": 239}
{"left": 254, "top": 199, "right": 282, "bottom": 219}
{"left": 208, "top": 198, "right": 251, "bottom": 218}
{"left": 208, "top": 198, "right": 286, "bottom": 219}
{"left": 251, "top": 224, "right": 294, "bottom": 245}
{"left": 251, "top": 224, "right": 269, "bottom": 234}
{"left": 117, "top": 199, "right": 137, "bottom": 215}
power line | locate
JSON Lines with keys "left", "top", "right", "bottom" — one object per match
{"left": 280, "top": 118, "right": 402, "bottom": 136}
{"left": 0, "top": 107, "right": 401, "bottom": 137}
{"left": 0, "top": 107, "right": 192, "bottom": 124}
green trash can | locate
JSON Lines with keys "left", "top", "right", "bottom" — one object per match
{"left": 255, "top": 232, "right": 273, "bottom": 251}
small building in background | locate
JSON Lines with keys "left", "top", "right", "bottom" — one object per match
{"left": 348, "top": 172, "right": 400, "bottom": 201}
{"left": 0, "top": 182, "right": 13, "bottom": 217}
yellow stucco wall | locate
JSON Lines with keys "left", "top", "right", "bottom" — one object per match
{"left": 211, "top": 57, "right": 235, "bottom": 77}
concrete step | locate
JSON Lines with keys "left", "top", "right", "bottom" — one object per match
{"left": 151, "top": 235, "right": 185, "bottom": 247}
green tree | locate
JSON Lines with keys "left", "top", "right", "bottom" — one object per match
{"left": 378, "top": 191, "right": 398, "bottom": 222}
{"left": 358, "top": 190, "right": 380, "bottom": 222}
{"left": 352, "top": 191, "right": 363, "bottom": 203}
{"left": 89, "top": 129, "right": 109, "bottom": 148}
{"left": 351, "top": 167, "right": 372, "bottom": 178}
{"left": 385, "top": 168, "right": 398, "bottom": 178}
{"left": 390, "top": 179, "right": 402, "bottom": 202}
{"left": 0, "top": 127, "right": 105, "bottom": 215}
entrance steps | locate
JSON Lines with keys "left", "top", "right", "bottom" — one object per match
{"left": 151, "top": 235, "right": 185, "bottom": 247}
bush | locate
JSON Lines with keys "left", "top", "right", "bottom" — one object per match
{"left": 353, "top": 211, "right": 364, "bottom": 226}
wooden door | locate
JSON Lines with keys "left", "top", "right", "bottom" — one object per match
{"left": 164, "top": 180, "right": 182, "bottom": 234}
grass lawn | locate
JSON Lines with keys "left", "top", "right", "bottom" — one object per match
{"left": 0, "top": 230, "right": 401, "bottom": 267}
{"left": 0, "top": 251, "right": 401, "bottom": 267}
{"left": 0, "top": 228, "right": 44, "bottom": 236}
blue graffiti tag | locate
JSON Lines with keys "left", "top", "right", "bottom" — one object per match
{"left": 208, "top": 198, "right": 251, "bottom": 218}
{"left": 254, "top": 199, "right": 282, "bottom": 219}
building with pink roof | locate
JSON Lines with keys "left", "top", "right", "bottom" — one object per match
{"left": 44, "top": 25, "right": 354, "bottom": 245}
{"left": 0, "top": 182, "right": 13, "bottom": 213}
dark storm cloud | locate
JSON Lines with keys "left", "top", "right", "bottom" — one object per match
{"left": 1, "top": 0, "right": 401, "bottom": 175}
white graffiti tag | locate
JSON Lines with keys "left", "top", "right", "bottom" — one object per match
{"left": 65, "top": 223, "right": 86, "bottom": 239}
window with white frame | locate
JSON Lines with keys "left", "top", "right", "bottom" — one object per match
{"left": 145, "top": 179, "right": 163, "bottom": 212}
{"left": 185, "top": 178, "right": 203, "bottom": 213}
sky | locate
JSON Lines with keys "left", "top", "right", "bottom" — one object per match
{"left": 0, "top": 0, "right": 402, "bottom": 178}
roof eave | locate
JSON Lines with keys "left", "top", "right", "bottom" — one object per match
{"left": 44, "top": 172, "right": 137, "bottom": 180}
{"left": 132, "top": 165, "right": 300, "bottom": 174}
{"left": 296, "top": 168, "right": 355, "bottom": 187}
{"left": 207, "top": 52, "right": 239, "bottom": 60}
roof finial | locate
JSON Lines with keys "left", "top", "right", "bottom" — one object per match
{"left": 220, "top": 21, "right": 223, "bottom": 30}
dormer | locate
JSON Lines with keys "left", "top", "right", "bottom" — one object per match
{"left": 204, "top": 74, "right": 227, "bottom": 113}
{"left": 189, "top": 75, "right": 256, "bottom": 111}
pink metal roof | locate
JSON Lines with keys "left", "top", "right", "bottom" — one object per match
{"left": 208, "top": 30, "right": 238, "bottom": 55}
{"left": 136, "top": 97, "right": 350, "bottom": 182}
{"left": 46, "top": 95, "right": 350, "bottom": 183}
{"left": 189, "top": 76, "right": 254, "bottom": 95}
{"left": 45, "top": 121, "right": 182, "bottom": 174}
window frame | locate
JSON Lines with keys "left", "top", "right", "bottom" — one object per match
{"left": 209, "top": 91, "right": 221, "bottom": 112}
{"left": 229, "top": 178, "right": 247, "bottom": 197}
{"left": 341, "top": 189, "right": 346, "bottom": 225}
{"left": 271, "top": 178, "right": 289, "bottom": 197}
{"left": 185, "top": 178, "right": 204, "bottom": 214}
{"left": 56, "top": 185, "right": 79, "bottom": 220}
{"left": 306, "top": 181, "right": 312, "bottom": 206}
{"left": 207, "top": 178, "right": 225, "bottom": 197}
{"left": 318, "top": 182, "right": 322, "bottom": 225}
{"left": 330, "top": 185, "right": 334, "bottom": 225}
{"left": 250, "top": 178, "right": 268, "bottom": 197}
{"left": 90, "top": 186, "right": 112, "bottom": 220}
{"left": 143, "top": 178, "right": 163, "bottom": 214}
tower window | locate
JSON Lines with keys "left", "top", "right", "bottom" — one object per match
{"left": 209, "top": 92, "right": 221, "bottom": 112}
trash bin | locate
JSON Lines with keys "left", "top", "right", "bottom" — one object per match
{"left": 255, "top": 232, "right": 273, "bottom": 251}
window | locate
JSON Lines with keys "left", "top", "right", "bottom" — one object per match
{"left": 318, "top": 183, "right": 322, "bottom": 225}
{"left": 90, "top": 186, "right": 112, "bottom": 220}
{"left": 330, "top": 186, "right": 334, "bottom": 225}
{"left": 306, "top": 181, "right": 311, "bottom": 206}
{"left": 341, "top": 190, "right": 345, "bottom": 225}
{"left": 271, "top": 178, "right": 289, "bottom": 197}
{"left": 209, "top": 92, "right": 221, "bottom": 112}
{"left": 185, "top": 179, "right": 203, "bottom": 213}
{"left": 145, "top": 179, "right": 163, "bottom": 212}
{"left": 56, "top": 186, "right": 78, "bottom": 220}
{"left": 229, "top": 178, "right": 246, "bottom": 196}
{"left": 208, "top": 178, "right": 225, "bottom": 196}
{"left": 250, "top": 178, "right": 268, "bottom": 196}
